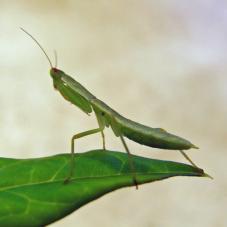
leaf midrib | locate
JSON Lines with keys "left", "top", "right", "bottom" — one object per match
{"left": 0, "top": 170, "right": 199, "bottom": 192}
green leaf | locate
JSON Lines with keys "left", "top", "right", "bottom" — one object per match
{"left": 0, "top": 150, "right": 206, "bottom": 227}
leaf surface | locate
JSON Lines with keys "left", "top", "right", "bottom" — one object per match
{"left": 0, "top": 150, "right": 206, "bottom": 227}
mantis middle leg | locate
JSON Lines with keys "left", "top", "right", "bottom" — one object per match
{"left": 64, "top": 127, "right": 103, "bottom": 183}
{"left": 101, "top": 130, "right": 106, "bottom": 150}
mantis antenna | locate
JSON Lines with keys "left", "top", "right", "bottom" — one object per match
{"left": 54, "top": 50, "right": 58, "bottom": 68}
{"left": 20, "top": 27, "right": 53, "bottom": 68}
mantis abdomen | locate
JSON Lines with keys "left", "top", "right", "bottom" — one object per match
{"left": 117, "top": 117, "right": 196, "bottom": 150}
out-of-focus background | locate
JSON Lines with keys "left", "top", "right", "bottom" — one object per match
{"left": 0, "top": 1, "right": 226, "bottom": 226}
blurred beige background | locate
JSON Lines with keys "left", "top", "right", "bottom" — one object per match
{"left": 0, "top": 1, "right": 226, "bottom": 227}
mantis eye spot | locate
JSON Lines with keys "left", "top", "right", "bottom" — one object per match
{"left": 101, "top": 112, "right": 105, "bottom": 116}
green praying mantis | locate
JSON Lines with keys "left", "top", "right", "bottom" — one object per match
{"left": 21, "top": 28, "right": 200, "bottom": 188}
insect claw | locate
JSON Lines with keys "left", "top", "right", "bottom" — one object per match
{"left": 63, "top": 177, "right": 71, "bottom": 184}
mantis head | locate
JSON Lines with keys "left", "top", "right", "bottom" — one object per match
{"left": 49, "top": 68, "right": 64, "bottom": 79}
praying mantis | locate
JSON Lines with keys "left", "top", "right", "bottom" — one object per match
{"left": 21, "top": 28, "right": 199, "bottom": 188}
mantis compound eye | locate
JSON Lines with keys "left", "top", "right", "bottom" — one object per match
{"left": 52, "top": 68, "right": 59, "bottom": 73}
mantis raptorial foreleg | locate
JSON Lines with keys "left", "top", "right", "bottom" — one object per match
{"left": 64, "top": 127, "right": 103, "bottom": 183}
{"left": 119, "top": 135, "right": 138, "bottom": 189}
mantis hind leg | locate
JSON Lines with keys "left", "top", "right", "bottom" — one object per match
{"left": 64, "top": 127, "right": 103, "bottom": 184}
{"left": 179, "top": 150, "right": 199, "bottom": 168}
{"left": 120, "top": 135, "right": 138, "bottom": 189}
